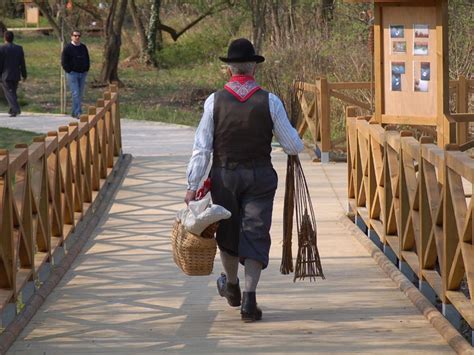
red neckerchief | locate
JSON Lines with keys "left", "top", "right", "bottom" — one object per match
{"left": 224, "top": 75, "right": 261, "bottom": 102}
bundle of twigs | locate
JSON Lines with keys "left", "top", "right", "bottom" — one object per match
{"left": 291, "top": 155, "right": 324, "bottom": 281}
{"left": 274, "top": 78, "right": 324, "bottom": 282}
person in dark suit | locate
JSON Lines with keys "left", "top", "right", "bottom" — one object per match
{"left": 0, "top": 31, "right": 27, "bottom": 117}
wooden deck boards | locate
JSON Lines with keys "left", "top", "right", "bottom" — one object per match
{"left": 8, "top": 152, "right": 453, "bottom": 354}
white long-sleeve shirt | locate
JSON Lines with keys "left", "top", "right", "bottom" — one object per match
{"left": 186, "top": 92, "right": 304, "bottom": 190}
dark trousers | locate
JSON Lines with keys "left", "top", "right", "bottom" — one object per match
{"left": 1, "top": 80, "right": 20, "bottom": 115}
{"left": 210, "top": 164, "right": 278, "bottom": 269}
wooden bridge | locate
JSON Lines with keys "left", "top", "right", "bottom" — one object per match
{"left": 0, "top": 83, "right": 472, "bottom": 354}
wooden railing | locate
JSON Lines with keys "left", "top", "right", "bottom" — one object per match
{"left": 294, "top": 78, "right": 373, "bottom": 162}
{"left": 346, "top": 107, "right": 474, "bottom": 333}
{"left": 0, "top": 84, "right": 122, "bottom": 316}
{"left": 296, "top": 76, "right": 473, "bottom": 161}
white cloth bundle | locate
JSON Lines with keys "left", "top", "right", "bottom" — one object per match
{"left": 177, "top": 194, "right": 231, "bottom": 235}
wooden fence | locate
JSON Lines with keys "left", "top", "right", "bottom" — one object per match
{"left": 295, "top": 76, "right": 473, "bottom": 161}
{"left": 0, "top": 84, "right": 122, "bottom": 315}
{"left": 346, "top": 107, "right": 473, "bottom": 331}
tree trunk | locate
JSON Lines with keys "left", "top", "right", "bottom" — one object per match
{"left": 270, "top": 0, "right": 281, "bottom": 47}
{"left": 99, "top": 0, "right": 129, "bottom": 84}
{"left": 287, "top": 0, "right": 296, "bottom": 41}
{"left": 0, "top": 20, "right": 6, "bottom": 37}
{"left": 322, "top": 0, "right": 334, "bottom": 22}
{"left": 146, "top": 0, "right": 162, "bottom": 67}
{"left": 129, "top": 0, "right": 149, "bottom": 63}
{"left": 247, "top": 0, "right": 267, "bottom": 53}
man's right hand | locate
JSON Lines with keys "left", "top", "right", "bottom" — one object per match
{"left": 184, "top": 190, "right": 196, "bottom": 205}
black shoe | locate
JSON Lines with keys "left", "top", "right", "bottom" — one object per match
{"left": 241, "top": 292, "right": 262, "bottom": 322}
{"left": 9, "top": 112, "right": 17, "bottom": 117}
{"left": 217, "top": 273, "right": 241, "bottom": 307}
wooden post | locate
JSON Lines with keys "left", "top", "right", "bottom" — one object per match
{"left": 47, "top": 131, "right": 63, "bottom": 238}
{"left": 319, "top": 77, "right": 330, "bottom": 163}
{"left": 33, "top": 136, "right": 51, "bottom": 254}
{"left": 103, "top": 92, "right": 115, "bottom": 168}
{"left": 456, "top": 75, "right": 468, "bottom": 144}
{"left": 368, "top": 121, "right": 378, "bottom": 222}
{"left": 418, "top": 136, "right": 437, "bottom": 276}
{"left": 436, "top": 0, "right": 451, "bottom": 146}
{"left": 442, "top": 144, "right": 458, "bottom": 304}
{"left": 346, "top": 107, "right": 358, "bottom": 206}
{"left": 13, "top": 144, "right": 34, "bottom": 271}
{"left": 80, "top": 115, "right": 93, "bottom": 204}
{"left": 96, "top": 99, "right": 108, "bottom": 179}
{"left": 88, "top": 106, "right": 101, "bottom": 192}
{"left": 110, "top": 84, "right": 122, "bottom": 155}
{"left": 69, "top": 122, "right": 83, "bottom": 214}
{"left": 373, "top": 3, "right": 383, "bottom": 124}
{"left": 0, "top": 150, "right": 14, "bottom": 290}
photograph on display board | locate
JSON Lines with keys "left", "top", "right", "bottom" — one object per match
{"left": 414, "top": 61, "right": 430, "bottom": 92}
{"left": 414, "top": 24, "right": 429, "bottom": 38}
{"left": 414, "top": 42, "right": 429, "bottom": 55}
{"left": 390, "top": 25, "right": 404, "bottom": 38}
{"left": 421, "top": 62, "right": 430, "bottom": 81}
{"left": 392, "top": 74, "right": 402, "bottom": 91}
{"left": 392, "top": 41, "right": 407, "bottom": 54}
{"left": 391, "top": 62, "right": 405, "bottom": 91}
{"left": 392, "top": 62, "right": 405, "bottom": 75}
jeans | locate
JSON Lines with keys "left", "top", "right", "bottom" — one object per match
{"left": 67, "top": 71, "right": 87, "bottom": 117}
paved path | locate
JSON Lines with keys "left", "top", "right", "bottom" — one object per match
{"left": 2, "top": 113, "right": 454, "bottom": 354}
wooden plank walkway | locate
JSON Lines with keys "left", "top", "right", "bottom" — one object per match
{"left": 1, "top": 114, "right": 454, "bottom": 354}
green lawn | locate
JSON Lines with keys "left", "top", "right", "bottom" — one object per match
{"left": 0, "top": 127, "right": 40, "bottom": 150}
{"left": 0, "top": 21, "right": 231, "bottom": 151}
{"left": 4, "top": 28, "right": 229, "bottom": 127}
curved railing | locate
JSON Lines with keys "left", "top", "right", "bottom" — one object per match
{"left": 0, "top": 84, "right": 122, "bottom": 322}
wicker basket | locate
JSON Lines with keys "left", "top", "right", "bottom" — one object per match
{"left": 171, "top": 220, "right": 218, "bottom": 276}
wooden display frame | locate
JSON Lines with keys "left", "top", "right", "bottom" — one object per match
{"left": 370, "top": 0, "right": 452, "bottom": 146}
{"left": 24, "top": 3, "right": 40, "bottom": 27}
{"left": 383, "top": 7, "right": 436, "bottom": 119}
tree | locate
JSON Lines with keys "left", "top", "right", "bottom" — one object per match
{"left": 33, "top": 0, "right": 65, "bottom": 42}
{"left": 322, "top": 0, "right": 334, "bottom": 22}
{"left": 99, "top": 0, "right": 129, "bottom": 84}
{"left": 246, "top": 0, "right": 267, "bottom": 53}
{"left": 128, "top": 0, "right": 232, "bottom": 67}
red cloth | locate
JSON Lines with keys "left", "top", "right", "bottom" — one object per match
{"left": 224, "top": 75, "right": 261, "bottom": 102}
{"left": 196, "top": 178, "right": 211, "bottom": 200}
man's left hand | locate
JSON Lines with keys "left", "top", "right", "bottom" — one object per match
{"left": 184, "top": 190, "right": 196, "bottom": 205}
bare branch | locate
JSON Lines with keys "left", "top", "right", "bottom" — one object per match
{"left": 159, "top": 0, "right": 231, "bottom": 42}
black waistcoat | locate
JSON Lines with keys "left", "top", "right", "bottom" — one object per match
{"left": 212, "top": 89, "right": 273, "bottom": 166}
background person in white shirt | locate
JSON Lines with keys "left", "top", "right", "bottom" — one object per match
{"left": 185, "top": 38, "right": 303, "bottom": 322}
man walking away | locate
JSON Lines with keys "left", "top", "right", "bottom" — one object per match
{"left": 185, "top": 38, "right": 304, "bottom": 322}
{"left": 0, "top": 31, "right": 27, "bottom": 117}
{"left": 61, "top": 30, "right": 90, "bottom": 118}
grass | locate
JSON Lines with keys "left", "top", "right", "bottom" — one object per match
{"left": 3, "top": 17, "right": 51, "bottom": 29}
{"left": 1, "top": 25, "right": 229, "bottom": 127}
{"left": 0, "top": 17, "right": 231, "bottom": 150}
{"left": 0, "top": 127, "right": 40, "bottom": 150}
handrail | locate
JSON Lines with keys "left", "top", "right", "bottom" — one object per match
{"left": 0, "top": 84, "right": 122, "bottom": 317}
{"left": 295, "top": 76, "right": 473, "bottom": 161}
{"left": 346, "top": 107, "right": 474, "bottom": 337}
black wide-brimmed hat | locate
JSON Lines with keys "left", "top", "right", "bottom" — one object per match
{"left": 219, "top": 38, "right": 265, "bottom": 63}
